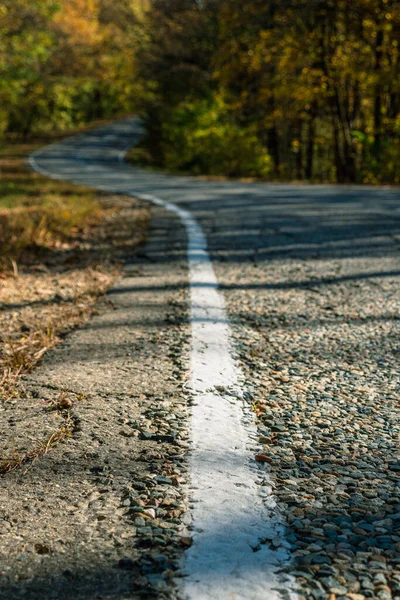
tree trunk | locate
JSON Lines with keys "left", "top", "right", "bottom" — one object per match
{"left": 296, "top": 120, "right": 303, "bottom": 180}
{"left": 374, "top": 27, "right": 384, "bottom": 147}
{"left": 305, "top": 116, "right": 315, "bottom": 180}
{"left": 268, "top": 124, "right": 280, "bottom": 174}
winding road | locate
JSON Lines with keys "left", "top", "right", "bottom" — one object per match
{"left": 30, "top": 118, "right": 400, "bottom": 600}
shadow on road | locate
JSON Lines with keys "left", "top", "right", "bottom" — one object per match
{"left": 23, "top": 119, "right": 400, "bottom": 598}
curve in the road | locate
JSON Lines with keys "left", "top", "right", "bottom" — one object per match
{"left": 29, "top": 119, "right": 298, "bottom": 600}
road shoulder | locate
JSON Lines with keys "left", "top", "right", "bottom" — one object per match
{"left": 0, "top": 205, "right": 191, "bottom": 600}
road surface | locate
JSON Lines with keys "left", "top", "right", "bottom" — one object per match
{"left": 29, "top": 119, "right": 400, "bottom": 600}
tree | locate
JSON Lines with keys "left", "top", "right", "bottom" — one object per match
{"left": 137, "top": 0, "right": 400, "bottom": 183}
{"left": 0, "top": 0, "right": 144, "bottom": 135}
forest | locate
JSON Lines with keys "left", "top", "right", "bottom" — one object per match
{"left": 1, "top": 0, "right": 399, "bottom": 184}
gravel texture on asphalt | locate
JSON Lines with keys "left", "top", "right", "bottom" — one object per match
{"left": 0, "top": 206, "right": 190, "bottom": 600}
{"left": 214, "top": 211, "right": 400, "bottom": 600}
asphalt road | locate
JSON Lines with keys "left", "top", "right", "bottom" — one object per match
{"left": 30, "top": 118, "right": 400, "bottom": 600}
{"left": 31, "top": 119, "right": 400, "bottom": 266}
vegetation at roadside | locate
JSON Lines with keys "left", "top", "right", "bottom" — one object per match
{"left": 0, "top": 139, "right": 113, "bottom": 469}
{"left": 0, "top": 0, "right": 147, "bottom": 136}
{"left": 0, "top": 139, "right": 150, "bottom": 471}
{"left": 0, "top": 140, "right": 113, "bottom": 393}
{"left": 0, "top": 144, "right": 105, "bottom": 270}
{"left": 0, "top": 139, "right": 149, "bottom": 390}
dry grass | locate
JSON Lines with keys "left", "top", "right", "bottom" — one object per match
{"left": 0, "top": 266, "right": 119, "bottom": 398}
{"left": 0, "top": 415, "right": 74, "bottom": 475}
{"left": 0, "top": 143, "right": 107, "bottom": 270}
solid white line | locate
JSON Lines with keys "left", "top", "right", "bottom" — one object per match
{"left": 29, "top": 134, "right": 297, "bottom": 600}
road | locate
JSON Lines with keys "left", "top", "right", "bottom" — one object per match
{"left": 30, "top": 119, "right": 400, "bottom": 600}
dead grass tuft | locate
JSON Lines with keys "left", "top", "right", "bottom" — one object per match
{"left": 0, "top": 416, "right": 74, "bottom": 475}
{"left": 2, "top": 330, "right": 54, "bottom": 372}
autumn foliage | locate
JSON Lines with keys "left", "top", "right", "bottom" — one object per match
{"left": 138, "top": 0, "right": 400, "bottom": 183}
{"left": 0, "top": 0, "right": 145, "bottom": 135}
{"left": 1, "top": 0, "right": 399, "bottom": 184}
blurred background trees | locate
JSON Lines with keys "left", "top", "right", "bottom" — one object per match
{"left": 0, "top": 0, "right": 145, "bottom": 136}
{"left": 139, "top": 0, "right": 400, "bottom": 183}
{"left": 1, "top": 0, "right": 399, "bottom": 183}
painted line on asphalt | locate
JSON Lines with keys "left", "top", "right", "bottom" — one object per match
{"left": 29, "top": 137, "right": 297, "bottom": 600}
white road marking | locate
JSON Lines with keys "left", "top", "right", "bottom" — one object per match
{"left": 29, "top": 133, "right": 297, "bottom": 600}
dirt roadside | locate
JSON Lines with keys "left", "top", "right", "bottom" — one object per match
{"left": 0, "top": 198, "right": 191, "bottom": 599}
